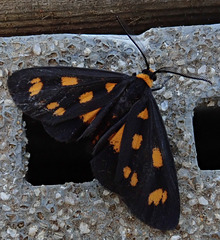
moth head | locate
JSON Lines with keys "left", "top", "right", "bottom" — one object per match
{"left": 116, "top": 16, "right": 212, "bottom": 86}
{"left": 142, "top": 69, "right": 157, "bottom": 82}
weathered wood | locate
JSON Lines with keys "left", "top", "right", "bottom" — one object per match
{"left": 0, "top": 0, "right": 220, "bottom": 36}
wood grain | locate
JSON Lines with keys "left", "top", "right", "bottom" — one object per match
{"left": 0, "top": 0, "right": 220, "bottom": 36}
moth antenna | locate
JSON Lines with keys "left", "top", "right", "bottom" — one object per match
{"left": 154, "top": 67, "right": 212, "bottom": 84}
{"left": 152, "top": 76, "right": 173, "bottom": 91}
{"left": 116, "top": 16, "right": 150, "bottom": 70}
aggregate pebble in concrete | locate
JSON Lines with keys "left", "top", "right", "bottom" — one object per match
{"left": 0, "top": 24, "right": 219, "bottom": 239}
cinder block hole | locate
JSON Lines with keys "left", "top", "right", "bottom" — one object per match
{"left": 193, "top": 106, "right": 220, "bottom": 170}
{"left": 23, "top": 114, "right": 94, "bottom": 185}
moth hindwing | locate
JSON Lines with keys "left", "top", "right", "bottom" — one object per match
{"left": 8, "top": 65, "right": 180, "bottom": 230}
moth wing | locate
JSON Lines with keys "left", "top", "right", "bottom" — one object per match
{"left": 8, "top": 67, "right": 130, "bottom": 141}
{"left": 91, "top": 89, "right": 180, "bottom": 230}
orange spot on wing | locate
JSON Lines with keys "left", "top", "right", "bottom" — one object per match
{"left": 123, "top": 166, "right": 131, "bottom": 179}
{"left": 105, "top": 82, "right": 117, "bottom": 93}
{"left": 29, "top": 77, "right": 43, "bottom": 96}
{"left": 30, "top": 78, "right": 41, "bottom": 84}
{"left": 46, "top": 101, "right": 65, "bottom": 116}
{"left": 109, "top": 124, "right": 125, "bottom": 153}
{"left": 80, "top": 108, "right": 101, "bottom": 124}
{"left": 162, "top": 190, "right": 168, "bottom": 204}
{"left": 61, "top": 76, "right": 78, "bottom": 86}
{"left": 53, "top": 107, "right": 66, "bottom": 116}
{"left": 148, "top": 188, "right": 167, "bottom": 206}
{"left": 79, "top": 91, "right": 93, "bottom": 103}
{"left": 136, "top": 73, "right": 153, "bottom": 88}
{"left": 152, "top": 148, "right": 163, "bottom": 168}
{"left": 47, "top": 102, "right": 59, "bottom": 110}
{"left": 130, "top": 172, "right": 138, "bottom": 187}
{"left": 132, "top": 134, "right": 143, "bottom": 150}
{"left": 137, "top": 108, "right": 149, "bottom": 120}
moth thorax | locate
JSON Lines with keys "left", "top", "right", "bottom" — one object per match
{"left": 136, "top": 73, "right": 153, "bottom": 88}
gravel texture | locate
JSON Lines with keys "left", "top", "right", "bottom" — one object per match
{"left": 0, "top": 24, "right": 219, "bottom": 239}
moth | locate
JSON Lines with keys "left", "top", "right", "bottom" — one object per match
{"left": 7, "top": 19, "right": 211, "bottom": 230}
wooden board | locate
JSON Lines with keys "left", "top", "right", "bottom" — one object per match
{"left": 1, "top": 0, "right": 220, "bottom": 36}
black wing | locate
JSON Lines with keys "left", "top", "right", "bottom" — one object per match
{"left": 8, "top": 67, "right": 132, "bottom": 142}
{"left": 91, "top": 88, "right": 180, "bottom": 230}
